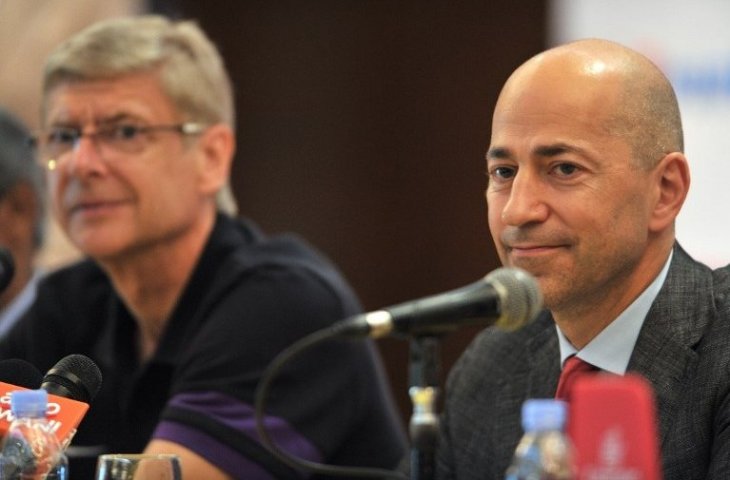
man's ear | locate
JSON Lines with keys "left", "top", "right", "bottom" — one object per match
{"left": 196, "top": 123, "right": 235, "bottom": 196}
{"left": 648, "top": 152, "right": 690, "bottom": 233}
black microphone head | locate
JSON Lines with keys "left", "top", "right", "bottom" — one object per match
{"left": 0, "top": 358, "right": 42, "bottom": 388}
{"left": 0, "top": 247, "right": 14, "bottom": 295}
{"left": 41, "top": 354, "right": 102, "bottom": 404}
{"left": 486, "top": 267, "right": 543, "bottom": 331}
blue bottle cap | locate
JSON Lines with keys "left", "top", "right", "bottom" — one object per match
{"left": 10, "top": 389, "right": 48, "bottom": 418}
{"left": 521, "top": 398, "right": 567, "bottom": 432}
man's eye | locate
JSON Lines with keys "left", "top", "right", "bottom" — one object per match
{"left": 47, "top": 128, "right": 79, "bottom": 145}
{"left": 490, "top": 166, "right": 516, "bottom": 180}
{"left": 111, "top": 125, "right": 142, "bottom": 140}
{"left": 98, "top": 124, "right": 142, "bottom": 142}
{"left": 554, "top": 163, "right": 578, "bottom": 176}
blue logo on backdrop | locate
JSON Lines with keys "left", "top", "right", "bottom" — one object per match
{"left": 666, "top": 56, "right": 730, "bottom": 100}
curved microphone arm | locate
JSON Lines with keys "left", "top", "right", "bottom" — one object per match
{"left": 253, "top": 321, "right": 409, "bottom": 480}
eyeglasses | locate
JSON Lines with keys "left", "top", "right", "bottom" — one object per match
{"left": 31, "top": 122, "right": 207, "bottom": 170}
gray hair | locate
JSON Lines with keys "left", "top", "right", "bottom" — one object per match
{"left": 41, "top": 15, "right": 238, "bottom": 214}
{"left": 0, "top": 107, "right": 46, "bottom": 249}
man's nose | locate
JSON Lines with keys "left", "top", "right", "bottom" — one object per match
{"left": 64, "top": 133, "right": 107, "bottom": 176}
{"left": 499, "top": 171, "right": 549, "bottom": 226}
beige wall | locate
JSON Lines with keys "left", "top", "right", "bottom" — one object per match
{"left": 0, "top": 0, "right": 144, "bottom": 270}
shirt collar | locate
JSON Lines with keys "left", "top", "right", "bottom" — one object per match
{"left": 557, "top": 249, "right": 674, "bottom": 374}
{"left": 0, "top": 269, "right": 42, "bottom": 337}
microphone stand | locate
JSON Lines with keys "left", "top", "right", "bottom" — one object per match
{"left": 408, "top": 335, "right": 442, "bottom": 480}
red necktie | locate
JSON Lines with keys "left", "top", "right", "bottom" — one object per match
{"left": 555, "top": 355, "right": 597, "bottom": 401}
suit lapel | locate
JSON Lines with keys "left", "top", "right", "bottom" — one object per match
{"left": 628, "top": 245, "right": 711, "bottom": 444}
{"left": 527, "top": 313, "right": 562, "bottom": 398}
{"left": 629, "top": 320, "right": 698, "bottom": 443}
{"left": 489, "top": 313, "right": 560, "bottom": 474}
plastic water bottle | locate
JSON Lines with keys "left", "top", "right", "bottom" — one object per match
{"left": 0, "top": 389, "right": 69, "bottom": 479}
{"left": 504, "top": 399, "right": 575, "bottom": 480}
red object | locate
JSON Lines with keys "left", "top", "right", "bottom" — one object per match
{"left": 568, "top": 373, "right": 662, "bottom": 480}
{"left": 555, "top": 355, "right": 598, "bottom": 401}
{"left": 0, "top": 381, "right": 89, "bottom": 446}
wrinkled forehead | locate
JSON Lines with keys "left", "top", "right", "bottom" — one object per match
{"left": 42, "top": 73, "right": 179, "bottom": 126}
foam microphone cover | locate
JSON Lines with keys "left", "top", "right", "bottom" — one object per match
{"left": 568, "top": 373, "right": 661, "bottom": 480}
{"left": 41, "top": 354, "right": 102, "bottom": 404}
{"left": 0, "top": 355, "right": 102, "bottom": 445}
{"left": 0, "top": 385, "right": 90, "bottom": 445}
{"left": 0, "top": 359, "right": 42, "bottom": 389}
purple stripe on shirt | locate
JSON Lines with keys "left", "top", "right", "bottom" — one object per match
{"left": 154, "top": 420, "right": 276, "bottom": 480}
{"left": 154, "top": 391, "right": 322, "bottom": 475}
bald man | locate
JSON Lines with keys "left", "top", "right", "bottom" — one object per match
{"left": 435, "top": 39, "right": 730, "bottom": 479}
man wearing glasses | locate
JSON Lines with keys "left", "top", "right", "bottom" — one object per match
{"left": 0, "top": 15, "right": 406, "bottom": 479}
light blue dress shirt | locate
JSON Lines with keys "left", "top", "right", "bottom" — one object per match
{"left": 556, "top": 250, "right": 674, "bottom": 375}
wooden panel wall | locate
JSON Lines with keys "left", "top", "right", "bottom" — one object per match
{"left": 157, "top": 0, "right": 547, "bottom": 426}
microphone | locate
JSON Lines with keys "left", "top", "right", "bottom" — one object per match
{"left": 0, "top": 355, "right": 102, "bottom": 446}
{"left": 252, "top": 268, "right": 541, "bottom": 479}
{"left": 0, "top": 359, "right": 44, "bottom": 440}
{"left": 335, "top": 267, "right": 542, "bottom": 338}
{"left": 568, "top": 373, "right": 661, "bottom": 480}
{"left": 0, "top": 247, "right": 14, "bottom": 295}
{"left": 0, "top": 359, "right": 42, "bottom": 389}
{"left": 41, "top": 354, "right": 102, "bottom": 449}
{"left": 41, "top": 354, "right": 102, "bottom": 404}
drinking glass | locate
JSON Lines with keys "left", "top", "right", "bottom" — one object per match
{"left": 95, "top": 454, "right": 181, "bottom": 480}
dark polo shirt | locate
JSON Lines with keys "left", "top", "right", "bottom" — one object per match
{"left": 0, "top": 214, "right": 406, "bottom": 479}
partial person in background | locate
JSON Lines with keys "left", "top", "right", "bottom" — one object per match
{"left": 0, "top": 15, "right": 406, "bottom": 479}
{"left": 0, "top": 107, "right": 45, "bottom": 337}
{"left": 435, "top": 39, "right": 730, "bottom": 479}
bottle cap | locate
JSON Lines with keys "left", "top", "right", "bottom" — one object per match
{"left": 521, "top": 398, "right": 567, "bottom": 432}
{"left": 10, "top": 389, "right": 48, "bottom": 418}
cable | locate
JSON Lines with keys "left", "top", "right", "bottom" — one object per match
{"left": 254, "top": 321, "right": 409, "bottom": 479}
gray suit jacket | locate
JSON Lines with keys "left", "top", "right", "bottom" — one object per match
{"left": 435, "top": 245, "right": 730, "bottom": 479}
